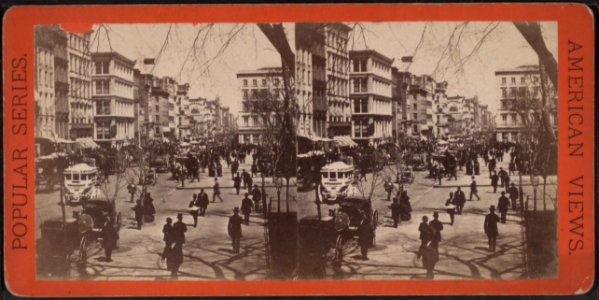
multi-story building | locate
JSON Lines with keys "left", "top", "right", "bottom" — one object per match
{"left": 147, "top": 76, "right": 176, "bottom": 140}
{"left": 91, "top": 51, "right": 136, "bottom": 147}
{"left": 176, "top": 83, "right": 191, "bottom": 139}
{"left": 67, "top": 31, "right": 94, "bottom": 139}
{"left": 188, "top": 97, "right": 208, "bottom": 138}
{"left": 398, "top": 72, "right": 436, "bottom": 138}
{"left": 434, "top": 81, "right": 449, "bottom": 138}
{"left": 236, "top": 67, "right": 283, "bottom": 144}
{"left": 53, "top": 28, "right": 70, "bottom": 140}
{"left": 324, "top": 23, "right": 351, "bottom": 138}
{"left": 34, "top": 25, "right": 57, "bottom": 155}
{"left": 494, "top": 65, "right": 557, "bottom": 142}
{"left": 349, "top": 49, "right": 393, "bottom": 146}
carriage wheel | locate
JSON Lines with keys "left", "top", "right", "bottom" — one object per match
{"left": 79, "top": 235, "right": 89, "bottom": 263}
{"left": 334, "top": 234, "right": 345, "bottom": 263}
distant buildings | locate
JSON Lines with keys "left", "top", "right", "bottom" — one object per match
{"left": 324, "top": 23, "right": 352, "bottom": 138}
{"left": 494, "top": 65, "right": 556, "bottom": 142}
{"left": 67, "top": 31, "right": 94, "bottom": 140}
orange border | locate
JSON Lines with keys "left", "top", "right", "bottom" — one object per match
{"left": 3, "top": 3, "right": 595, "bottom": 296}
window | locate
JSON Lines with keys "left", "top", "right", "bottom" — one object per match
{"left": 509, "top": 87, "right": 517, "bottom": 97}
{"left": 252, "top": 79, "right": 257, "bottom": 86}
{"left": 413, "top": 113, "right": 418, "bottom": 120}
{"left": 511, "top": 114, "right": 517, "bottom": 123}
{"left": 501, "top": 87, "right": 507, "bottom": 98}
{"left": 243, "top": 90, "right": 248, "bottom": 100}
{"left": 243, "top": 116, "right": 249, "bottom": 126}
{"left": 413, "top": 103, "right": 417, "bottom": 110}
{"left": 96, "top": 100, "right": 110, "bottom": 115}
{"left": 520, "top": 77, "right": 526, "bottom": 84}
{"left": 511, "top": 77, "right": 516, "bottom": 84}
{"left": 243, "top": 79, "right": 248, "bottom": 86}
{"left": 95, "top": 61, "right": 109, "bottom": 74}
{"left": 518, "top": 87, "right": 526, "bottom": 97}
{"left": 262, "top": 79, "right": 266, "bottom": 86}
{"left": 95, "top": 80, "right": 109, "bottom": 94}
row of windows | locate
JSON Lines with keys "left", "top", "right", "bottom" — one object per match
{"left": 70, "top": 78, "right": 91, "bottom": 99}
{"left": 70, "top": 54, "right": 91, "bottom": 77}
{"left": 242, "top": 78, "right": 280, "bottom": 87}
{"left": 500, "top": 75, "right": 540, "bottom": 85}
{"left": 326, "top": 31, "right": 348, "bottom": 52}
{"left": 500, "top": 86, "right": 541, "bottom": 98}
{"left": 327, "top": 52, "right": 349, "bottom": 75}
{"left": 69, "top": 33, "right": 89, "bottom": 53}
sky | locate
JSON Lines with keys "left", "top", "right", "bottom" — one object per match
{"left": 89, "top": 22, "right": 557, "bottom": 114}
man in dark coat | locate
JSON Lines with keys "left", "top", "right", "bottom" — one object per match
{"left": 166, "top": 242, "right": 183, "bottom": 279}
{"left": 484, "top": 205, "right": 500, "bottom": 252}
{"left": 357, "top": 219, "right": 373, "bottom": 260}
{"left": 488, "top": 157, "right": 496, "bottom": 178}
{"left": 127, "top": 183, "right": 137, "bottom": 203}
{"left": 241, "top": 193, "right": 254, "bottom": 225}
{"left": 507, "top": 183, "right": 519, "bottom": 211}
{"left": 172, "top": 213, "right": 187, "bottom": 245}
{"left": 490, "top": 171, "right": 499, "bottom": 193}
{"left": 417, "top": 216, "right": 432, "bottom": 259}
{"left": 212, "top": 178, "right": 223, "bottom": 202}
{"left": 102, "top": 217, "right": 118, "bottom": 262}
{"left": 231, "top": 160, "right": 239, "bottom": 180}
{"left": 445, "top": 192, "right": 456, "bottom": 225}
{"left": 469, "top": 176, "right": 480, "bottom": 201}
{"left": 241, "top": 169, "right": 250, "bottom": 189}
{"left": 497, "top": 167, "right": 508, "bottom": 188}
{"left": 228, "top": 207, "right": 243, "bottom": 254}
{"left": 161, "top": 217, "right": 173, "bottom": 260}
{"left": 454, "top": 187, "right": 466, "bottom": 215}
{"left": 233, "top": 173, "right": 242, "bottom": 195}
{"left": 389, "top": 197, "right": 401, "bottom": 228}
{"left": 251, "top": 184, "right": 262, "bottom": 212}
{"left": 429, "top": 212, "right": 444, "bottom": 249}
{"left": 132, "top": 200, "right": 144, "bottom": 230}
{"left": 384, "top": 179, "right": 394, "bottom": 201}
{"left": 497, "top": 192, "right": 510, "bottom": 224}
{"left": 198, "top": 188, "right": 209, "bottom": 216}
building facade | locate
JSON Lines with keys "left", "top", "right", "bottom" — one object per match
{"left": 349, "top": 50, "right": 394, "bottom": 146}
{"left": 67, "top": 31, "right": 94, "bottom": 139}
{"left": 34, "top": 25, "right": 57, "bottom": 145}
{"left": 324, "top": 23, "right": 352, "bottom": 138}
{"left": 236, "top": 67, "right": 283, "bottom": 144}
{"left": 91, "top": 52, "right": 136, "bottom": 147}
{"left": 494, "top": 65, "right": 557, "bottom": 142}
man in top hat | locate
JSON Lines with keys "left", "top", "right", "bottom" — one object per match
{"left": 228, "top": 207, "right": 244, "bottom": 254}
{"left": 497, "top": 191, "right": 510, "bottom": 224}
{"left": 484, "top": 205, "right": 500, "bottom": 252}
{"left": 507, "top": 183, "right": 519, "bottom": 211}
{"left": 172, "top": 213, "right": 187, "bottom": 245}
{"left": 429, "top": 212, "right": 444, "bottom": 249}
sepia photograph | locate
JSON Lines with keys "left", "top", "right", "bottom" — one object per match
{"left": 33, "top": 21, "right": 557, "bottom": 281}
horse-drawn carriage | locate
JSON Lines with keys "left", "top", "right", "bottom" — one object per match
{"left": 37, "top": 193, "right": 122, "bottom": 276}
{"left": 329, "top": 196, "right": 378, "bottom": 263}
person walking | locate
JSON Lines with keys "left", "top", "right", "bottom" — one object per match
{"left": 188, "top": 194, "right": 200, "bottom": 227}
{"left": 497, "top": 192, "right": 510, "bottom": 224}
{"left": 132, "top": 200, "right": 144, "bottom": 230}
{"left": 469, "top": 176, "right": 480, "bottom": 201}
{"left": 212, "top": 178, "right": 223, "bottom": 202}
{"left": 490, "top": 171, "right": 499, "bottom": 193}
{"left": 102, "top": 217, "right": 118, "bottom": 262}
{"left": 445, "top": 192, "right": 456, "bottom": 226}
{"left": 497, "top": 167, "right": 507, "bottom": 188}
{"left": 488, "top": 157, "right": 496, "bottom": 178}
{"left": 429, "top": 212, "right": 444, "bottom": 249}
{"left": 455, "top": 187, "right": 466, "bottom": 215}
{"left": 507, "top": 183, "right": 519, "bottom": 211}
{"left": 143, "top": 192, "right": 156, "bottom": 223}
{"left": 251, "top": 184, "right": 262, "bottom": 212}
{"left": 246, "top": 175, "right": 253, "bottom": 193}
{"left": 417, "top": 216, "right": 432, "bottom": 259}
{"left": 421, "top": 241, "right": 439, "bottom": 279}
{"left": 484, "top": 205, "right": 500, "bottom": 252}
{"left": 161, "top": 217, "right": 174, "bottom": 260}
{"left": 241, "top": 169, "right": 250, "bottom": 190}
{"left": 357, "top": 218, "right": 373, "bottom": 260}
{"left": 384, "top": 179, "right": 394, "bottom": 201}
{"left": 172, "top": 213, "right": 187, "bottom": 245}
{"left": 228, "top": 207, "right": 243, "bottom": 254}
{"left": 389, "top": 197, "right": 401, "bottom": 228}
{"left": 127, "top": 183, "right": 137, "bottom": 203}
{"left": 233, "top": 173, "right": 242, "bottom": 195}
{"left": 166, "top": 242, "right": 183, "bottom": 279}
{"left": 198, "top": 189, "right": 209, "bottom": 216}
{"left": 241, "top": 193, "right": 254, "bottom": 225}
{"left": 503, "top": 172, "right": 511, "bottom": 190}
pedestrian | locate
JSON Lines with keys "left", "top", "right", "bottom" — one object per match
{"left": 231, "top": 160, "right": 239, "bottom": 180}
{"left": 417, "top": 216, "right": 432, "bottom": 259}
{"left": 102, "top": 217, "right": 118, "bottom": 262}
{"left": 398, "top": 190, "right": 412, "bottom": 221}
{"left": 251, "top": 184, "right": 262, "bottom": 212}
{"left": 127, "top": 183, "right": 137, "bottom": 203}
{"left": 445, "top": 192, "right": 456, "bottom": 225}
{"left": 188, "top": 194, "right": 200, "bottom": 227}
{"left": 473, "top": 159, "right": 480, "bottom": 175}
{"left": 166, "top": 242, "right": 183, "bottom": 279}
{"left": 212, "top": 178, "right": 223, "bottom": 202}
{"left": 172, "top": 213, "right": 187, "bottom": 245}
{"left": 503, "top": 172, "right": 511, "bottom": 190}
{"left": 490, "top": 171, "right": 499, "bottom": 193}
{"left": 241, "top": 193, "right": 254, "bottom": 225}
{"left": 251, "top": 162, "right": 258, "bottom": 177}
{"left": 357, "top": 218, "right": 373, "bottom": 260}
{"left": 228, "top": 207, "right": 243, "bottom": 254}
{"left": 389, "top": 197, "right": 401, "bottom": 228}
{"left": 484, "top": 205, "right": 500, "bottom": 252}
{"left": 421, "top": 242, "right": 439, "bottom": 279}
{"left": 488, "top": 157, "right": 496, "bottom": 178}
{"left": 384, "top": 179, "right": 394, "bottom": 201}
{"left": 161, "top": 217, "right": 173, "bottom": 260}
{"left": 429, "top": 212, "right": 443, "bottom": 249}
{"left": 233, "top": 173, "right": 241, "bottom": 195}
{"left": 132, "top": 200, "right": 143, "bottom": 230}
{"left": 497, "top": 192, "right": 510, "bottom": 224}
{"left": 143, "top": 192, "right": 156, "bottom": 222}
{"left": 198, "top": 189, "right": 209, "bottom": 216}
{"left": 507, "top": 183, "right": 519, "bottom": 211}
{"left": 508, "top": 160, "right": 516, "bottom": 176}
{"left": 241, "top": 169, "right": 249, "bottom": 189}
{"left": 216, "top": 163, "right": 223, "bottom": 177}
{"left": 498, "top": 167, "right": 507, "bottom": 188}
{"left": 436, "top": 166, "right": 443, "bottom": 186}
{"left": 469, "top": 176, "right": 480, "bottom": 201}
{"left": 246, "top": 175, "right": 253, "bottom": 193}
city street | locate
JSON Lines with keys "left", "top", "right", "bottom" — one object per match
{"left": 36, "top": 157, "right": 295, "bottom": 280}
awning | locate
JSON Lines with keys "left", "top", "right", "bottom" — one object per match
{"left": 55, "top": 137, "right": 75, "bottom": 144}
{"left": 297, "top": 150, "right": 325, "bottom": 158}
{"left": 76, "top": 138, "right": 100, "bottom": 149}
{"left": 297, "top": 132, "right": 334, "bottom": 143}
{"left": 333, "top": 135, "right": 358, "bottom": 148}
